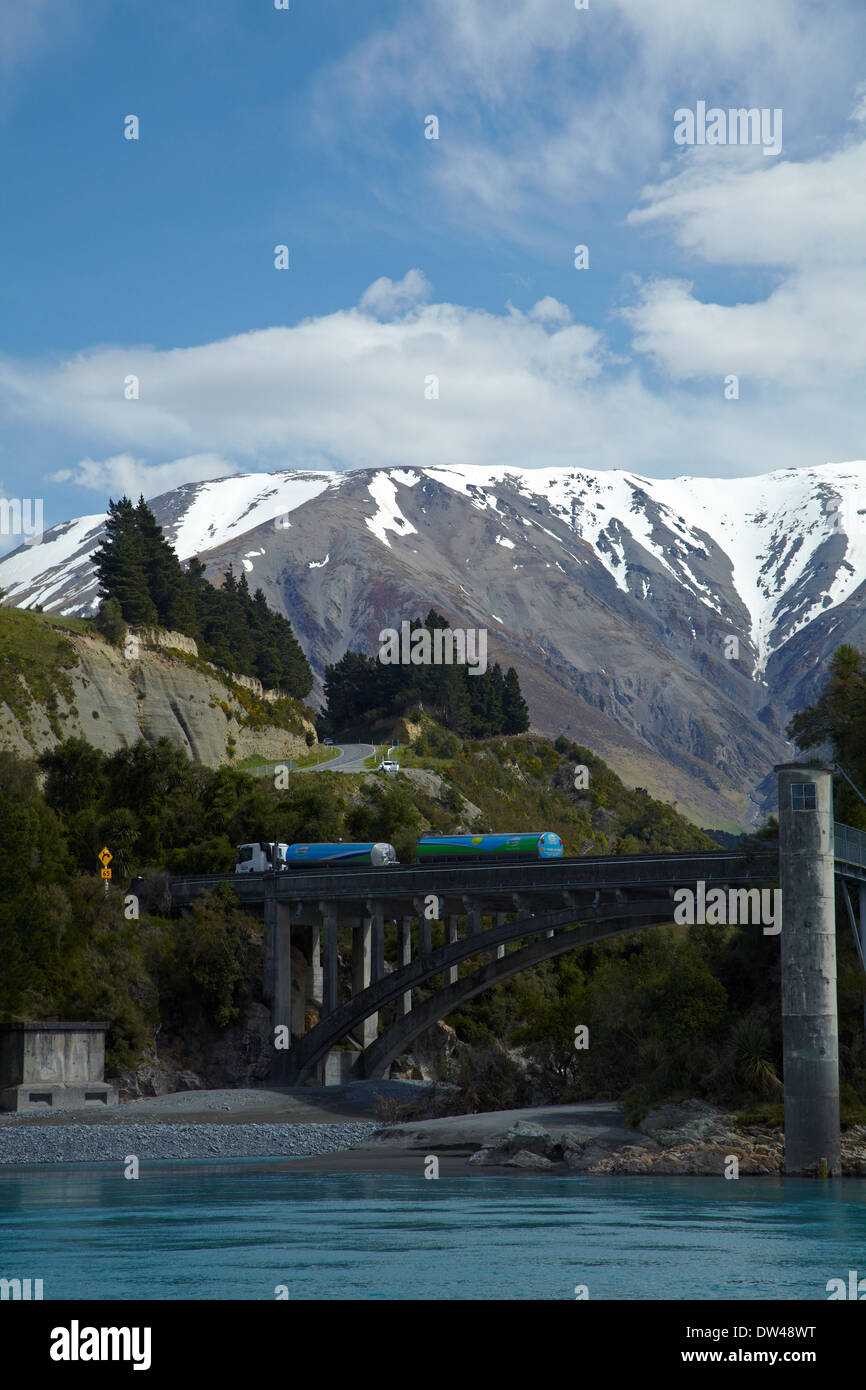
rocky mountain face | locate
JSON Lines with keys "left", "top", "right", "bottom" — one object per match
{"left": 0, "top": 625, "right": 314, "bottom": 767}
{"left": 2, "top": 461, "right": 865, "bottom": 827}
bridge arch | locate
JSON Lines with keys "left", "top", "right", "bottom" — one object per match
{"left": 286, "top": 897, "right": 676, "bottom": 1082}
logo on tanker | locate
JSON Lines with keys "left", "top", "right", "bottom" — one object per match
{"left": 472, "top": 836, "right": 483, "bottom": 845}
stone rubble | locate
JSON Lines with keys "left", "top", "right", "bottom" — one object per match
{"left": 466, "top": 1103, "right": 866, "bottom": 1176}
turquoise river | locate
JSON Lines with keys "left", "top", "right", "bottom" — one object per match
{"left": 1, "top": 1164, "right": 864, "bottom": 1300}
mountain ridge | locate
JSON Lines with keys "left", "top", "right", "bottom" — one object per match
{"left": 2, "top": 460, "right": 865, "bottom": 828}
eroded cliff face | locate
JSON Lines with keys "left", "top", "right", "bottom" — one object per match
{"left": 0, "top": 627, "right": 313, "bottom": 767}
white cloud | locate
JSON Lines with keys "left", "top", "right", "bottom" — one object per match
{"left": 622, "top": 269, "right": 866, "bottom": 388}
{"left": 358, "top": 269, "right": 432, "bottom": 318}
{"left": 0, "top": 280, "right": 609, "bottom": 473}
{"left": 620, "top": 136, "right": 866, "bottom": 387}
{"left": 627, "top": 142, "right": 866, "bottom": 269}
{"left": 47, "top": 452, "right": 239, "bottom": 499}
{"left": 525, "top": 297, "right": 572, "bottom": 325}
{"left": 2, "top": 271, "right": 864, "bottom": 485}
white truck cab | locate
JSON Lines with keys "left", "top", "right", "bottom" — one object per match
{"left": 235, "top": 842, "right": 289, "bottom": 873}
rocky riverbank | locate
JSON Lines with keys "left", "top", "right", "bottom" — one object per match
{"left": 464, "top": 1100, "right": 866, "bottom": 1176}
{"left": 3, "top": 1090, "right": 865, "bottom": 1175}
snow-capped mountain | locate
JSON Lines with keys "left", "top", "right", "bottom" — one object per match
{"left": 3, "top": 461, "right": 865, "bottom": 828}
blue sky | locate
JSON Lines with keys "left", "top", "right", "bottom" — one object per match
{"left": 2, "top": 0, "right": 866, "bottom": 551}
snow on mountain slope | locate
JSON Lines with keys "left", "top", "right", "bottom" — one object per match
{"left": 1, "top": 460, "right": 864, "bottom": 672}
{"left": 652, "top": 464, "right": 866, "bottom": 673}
{"left": 170, "top": 470, "right": 336, "bottom": 556}
{"left": 401, "top": 460, "right": 866, "bottom": 673}
{"left": 364, "top": 470, "right": 420, "bottom": 548}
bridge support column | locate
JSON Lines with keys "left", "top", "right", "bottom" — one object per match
{"left": 367, "top": 900, "right": 385, "bottom": 984}
{"left": 462, "top": 898, "right": 481, "bottom": 939}
{"left": 399, "top": 917, "right": 413, "bottom": 1016}
{"left": 447, "top": 915, "right": 459, "bottom": 984}
{"left": 318, "top": 903, "right": 339, "bottom": 1019}
{"left": 354, "top": 906, "right": 389, "bottom": 1045}
{"left": 776, "top": 762, "right": 841, "bottom": 1176}
{"left": 352, "top": 921, "right": 377, "bottom": 1048}
{"left": 495, "top": 912, "right": 506, "bottom": 960}
{"left": 415, "top": 898, "right": 432, "bottom": 956}
{"left": 265, "top": 892, "right": 293, "bottom": 1083}
{"left": 310, "top": 925, "right": 323, "bottom": 1007}
{"left": 860, "top": 888, "right": 866, "bottom": 1039}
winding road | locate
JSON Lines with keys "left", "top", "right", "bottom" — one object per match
{"left": 300, "top": 743, "right": 376, "bottom": 774}
{"left": 245, "top": 744, "right": 378, "bottom": 780}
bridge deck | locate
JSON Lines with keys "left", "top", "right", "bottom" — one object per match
{"left": 171, "top": 846, "right": 781, "bottom": 912}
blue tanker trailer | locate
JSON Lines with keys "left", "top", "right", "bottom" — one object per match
{"left": 283, "top": 842, "right": 398, "bottom": 868}
{"left": 415, "top": 831, "right": 563, "bottom": 863}
{"left": 235, "top": 841, "right": 398, "bottom": 873}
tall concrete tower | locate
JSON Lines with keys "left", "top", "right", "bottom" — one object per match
{"left": 775, "top": 762, "right": 841, "bottom": 1175}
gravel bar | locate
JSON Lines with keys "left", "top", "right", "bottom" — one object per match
{"left": 0, "top": 1122, "right": 382, "bottom": 1165}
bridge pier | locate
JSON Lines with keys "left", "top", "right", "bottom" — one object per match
{"left": 495, "top": 912, "right": 506, "bottom": 960}
{"left": 776, "top": 762, "right": 841, "bottom": 1176}
{"left": 462, "top": 898, "right": 481, "bottom": 936}
{"left": 399, "top": 916, "right": 413, "bottom": 1016}
{"left": 264, "top": 891, "right": 293, "bottom": 1082}
{"left": 415, "top": 898, "right": 432, "bottom": 955}
{"left": 367, "top": 900, "right": 385, "bottom": 985}
{"left": 310, "top": 925, "right": 323, "bottom": 1007}
{"left": 319, "top": 903, "right": 339, "bottom": 1019}
{"left": 352, "top": 920, "right": 377, "bottom": 1047}
{"left": 860, "top": 887, "right": 866, "bottom": 1039}
{"left": 447, "top": 915, "right": 459, "bottom": 984}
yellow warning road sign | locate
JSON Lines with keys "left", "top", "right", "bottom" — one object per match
{"left": 98, "top": 848, "right": 112, "bottom": 866}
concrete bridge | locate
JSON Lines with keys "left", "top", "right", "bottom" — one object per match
{"left": 170, "top": 763, "right": 866, "bottom": 1174}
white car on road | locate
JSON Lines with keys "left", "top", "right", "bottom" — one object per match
{"left": 377, "top": 759, "right": 400, "bottom": 775}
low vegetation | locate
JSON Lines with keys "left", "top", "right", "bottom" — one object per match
{"left": 0, "top": 608, "right": 80, "bottom": 736}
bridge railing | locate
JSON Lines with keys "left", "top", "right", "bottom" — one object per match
{"left": 834, "top": 821, "right": 866, "bottom": 868}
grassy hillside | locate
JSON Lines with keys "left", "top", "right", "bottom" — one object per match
{"left": 0, "top": 608, "right": 82, "bottom": 736}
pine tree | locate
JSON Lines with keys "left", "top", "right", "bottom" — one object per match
{"left": 502, "top": 666, "right": 530, "bottom": 734}
{"left": 93, "top": 498, "right": 158, "bottom": 626}
{"left": 252, "top": 589, "right": 284, "bottom": 687}
{"left": 468, "top": 663, "right": 505, "bottom": 737}
{"left": 134, "top": 496, "right": 197, "bottom": 634}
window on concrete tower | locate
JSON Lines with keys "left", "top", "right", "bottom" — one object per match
{"left": 792, "top": 782, "right": 817, "bottom": 811}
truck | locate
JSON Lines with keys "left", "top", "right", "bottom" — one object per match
{"left": 235, "top": 842, "right": 291, "bottom": 873}
{"left": 234, "top": 841, "right": 399, "bottom": 873}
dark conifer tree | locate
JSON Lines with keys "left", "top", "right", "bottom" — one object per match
{"left": 468, "top": 662, "right": 505, "bottom": 737}
{"left": 134, "top": 496, "right": 197, "bottom": 635}
{"left": 93, "top": 498, "right": 158, "bottom": 626}
{"left": 502, "top": 666, "right": 530, "bottom": 734}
